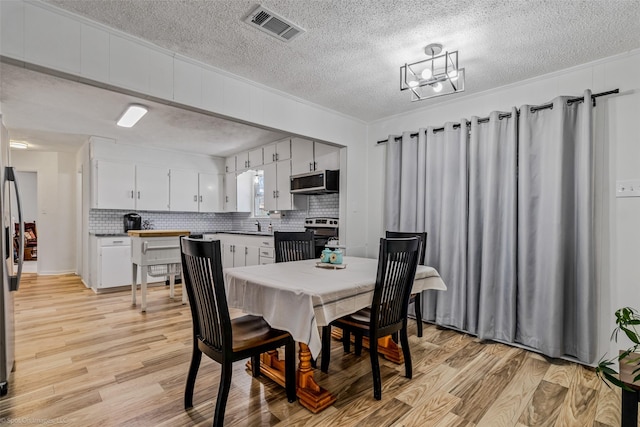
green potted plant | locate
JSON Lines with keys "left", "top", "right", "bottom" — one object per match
{"left": 596, "top": 307, "right": 640, "bottom": 389}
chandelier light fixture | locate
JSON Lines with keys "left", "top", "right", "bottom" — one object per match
{"left": 400, "top": 43, "right": 465, "bottom": 101}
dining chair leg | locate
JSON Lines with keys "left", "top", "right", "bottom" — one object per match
{"left": 399, "top": 326, "right": 412, "bottom": 379}
{"left": 414, "top": 293, "right": 423, "bottom": 338}
{"left": 213, "top": 361, "right": 233, "bottom": 427}
{"left": 184, "top": 345, "right": 202, "bottom": 409}
{"left": 285, "top": 339, "right": 297, "bottom": 403}
{"left": 321, "top": 326, "right": 331, "bottom": 373}
{"left": 251, "top": 354, "right": 261, "bottom": 378}
{"left": 343, "top": 331, "right": 351, "bottom": 353}
{"left": 354, "top": 334, "right": 363, "bottom": 356}
{"left": 369, "top": 337, "right": 382, "bottom": 400}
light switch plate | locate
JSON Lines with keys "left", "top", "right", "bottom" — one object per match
{"left": 616, "top": 180, "right": 640, "bottom": 198}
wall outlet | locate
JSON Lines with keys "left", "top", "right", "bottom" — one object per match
{"left": 616, "top": 180, "right": 640, "bottom": 198}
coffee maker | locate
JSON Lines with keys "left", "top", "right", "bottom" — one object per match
{"left": 123, "top": 213, "right": 142, "bottom": 232}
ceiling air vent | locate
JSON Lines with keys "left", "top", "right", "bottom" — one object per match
{"left": 244, "top": 5, "right": 305, "bottom": 42}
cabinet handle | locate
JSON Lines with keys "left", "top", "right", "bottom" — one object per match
{"left": 314, "top": 161, "right": 317, "bottom": 170}
{"left": 276, "top": 153, "right": 279, "bottom": 161}
{"left": 262, "top": 241, "right": 270, "bottom": 245}
{"left": 276, "top": 190, "right": 279, "bottom": 198}
{"left": 273, "top": 191, "right": 276, "bottom": 198}
{"left": 309, "top": 162, "right": 313, "bottom": 171}
{"left": 131, "top": 190, "right": 134, "bottom": 198}
{"left": 193, "top": 195, "right": 197, "bottom": 202}
{"left": 272, "top": 153, "right": 275, "bottom": 162}
{"left": 137, "top": 191, "right": 140, "bottom": 199}
{"left": 226, "top": 166, "right": 229, "bottom": 172}
{"left": 113, "top": 240, "right": 124, "bottom": 244}
{"left": 225, "top": 196, "right": 229, "bottom": 203}
{"left": 245, "top": 247, "right": 248, "bottom": 255}
{"left": 199, "top": 195, "right": 203, "bottom": 202}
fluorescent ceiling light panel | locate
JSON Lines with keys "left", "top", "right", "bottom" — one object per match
{"left": 9, "top": 140, "right": 28, "bottom": 149}
{"left": 117, "top": 104, "right": 148, "bottom": 128}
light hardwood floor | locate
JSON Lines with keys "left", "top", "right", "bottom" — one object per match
{"left": 0, "top": 273, "right": 633, "bottom": 426}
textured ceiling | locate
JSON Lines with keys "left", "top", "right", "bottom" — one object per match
{"left": 46, "top": 0, "right": 640, "bottom": 121}
{"left": 2, "top": 0, "right": 640, "bottom": 156}
{"left": 0, "top": 63, "right": 287, "bottom": 155}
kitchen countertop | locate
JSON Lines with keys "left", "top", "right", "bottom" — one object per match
{"left": 91, "top": 233, "right": 129, "bottom": 237}
{"left": 216, "top": 230, "right": 274, "bottom": 237}
{"left": 128, "top": 230, "right": 190, "bottom": 237}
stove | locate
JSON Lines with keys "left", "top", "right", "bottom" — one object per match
{"left": 304, "top": 217, "right": 339, "bottom": 257}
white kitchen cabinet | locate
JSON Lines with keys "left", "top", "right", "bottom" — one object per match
{"left": 169, "top": 169, "right": 199, "bottom": 212}
{"left": 236, "top": 170, "right": 253, "bottom": 212}
{"left": 174, "top": 57, "right": 202, "bottom": 107}
{"left": 263, "top": 138, "right": 291, "bottom": 165}
{"left": 92, "top": 160, "right": 136, "bottom": 210}
{"left": 235, "top": 148, "right": 263, "bottom": 171}
{"left": 248, "top": 147, "right": 263, "bottom": 169}
{"left": 291, "top": 138, "right": 339, "bottom": 175}
{"left": 109, "top": 34, "right": 149, "bottom": 93}
{"left": 198, "top": 173, "right": 222, "bottom": 212}
{"left": 24, "top": 3, "right": 81, "bottom": 74}
{"left": 290, "top": 137, "right": 315, "bottom": 175}
{"left": 80, "top": 24, "right": 109, "bottom": 82}
{"left": 217, "top": 234, "right": 271, "bottom": 268}
{"left": 264, "top": 160, "right": 303, "bottom": 211}
{"left": 223, "top": 171, "right": 252, "bottom": 213}
{"left": 223, "top": 172, "right": 237, "bottom": 212}
{"left": 170, "top": 169, "right": 220, "bottom": 212}
{"left": 313, "top": 141, "right": 340, "bottom": 171}
{"left": 136, "top": 164, "right": 170, "bottom": 211}
{"left": 90, "top": 236, "right": 157, "bottom": 291}
{"left": 225, "top": 156, "right": 236, "bottom": 173}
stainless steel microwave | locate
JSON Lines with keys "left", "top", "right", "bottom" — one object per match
{"left": 290, "top": 170, "right": 339, "bottom": 194}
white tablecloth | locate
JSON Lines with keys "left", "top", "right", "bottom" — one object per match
{"left": 224, "top": 256, "right": 447, "bottom": 358}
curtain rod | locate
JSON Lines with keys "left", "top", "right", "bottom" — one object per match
{"left": 376, "top": 88, "right": 619, "bottom": 145}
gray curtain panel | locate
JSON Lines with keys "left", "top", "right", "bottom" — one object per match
{"left": 468, "top": 109, "right": 518, "bottom": 339}
{"left": 383, "top": 89, "right": 597, "bottom": 363}
{"left": 419, "top": 123, "right": 469, "bottom": 330}
{"left": 517, "top": 90, "right": 596, "bottom": 362}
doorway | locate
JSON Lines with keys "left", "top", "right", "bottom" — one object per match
{"left": 12, "top": 171, "right": 37, "bottom": 274}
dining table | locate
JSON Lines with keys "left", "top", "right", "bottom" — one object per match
{"left": 224, "top": 255, "right": 447, "bottom": 413}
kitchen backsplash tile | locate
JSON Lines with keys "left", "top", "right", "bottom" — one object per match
{"left": 89, "top": 210, "right": 233, "bottom": 234}
{"left": 89, "top": 194, "right": 339, "bottom": 234}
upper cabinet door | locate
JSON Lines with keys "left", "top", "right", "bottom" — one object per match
{"left": 263, "top": 144, "right": 276, "bottom": 165}
{"left": 225, "top": 156, "right": 236, "bottom": 173}
{"left": 224, "top": 172, "right": 237, "bottom": 212}
{"left": 313, "top": 142, "right": 340, "bottom": 171}
{"left": 263, "top": 162, "right": 277, "bottom": 211}
{"left": 169, "top": 169, "right": 199, "bottom": 212}
{"left": 109, "top": 34, "right": 149, "bottom": 93}
{"left": 236, "top": 151, "right": 250, "bottom": 171}
{"left": 24, "top": 3, "right": 81, "bottom": 74}
{"left": 93, "top": 160, "right": 135, "bottom": 210}
{"left": 276, "top": 138, "right": 291, "bottom": 161}
{"left": 198, "top": 173, "right": 221, "bottom": 212}
{"left": 136, "top": 165, "right": 169, "bottom": 211}
{"left": 248, "top": 147, "right": 263, "bottom": 169}
{"left": 290, "top": 137, "right": 314, "bottom": 175}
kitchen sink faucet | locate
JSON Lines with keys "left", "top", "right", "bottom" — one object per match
{"left": 255, "top": 220, "right": 261, "bottom": 232}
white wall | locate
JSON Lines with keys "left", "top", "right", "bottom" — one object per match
{"left": 367, "top": 50, "right": 640, "bottom": 361}
{"left": 11, "top": 171, "right": 37, "bottom": 222}
{"left": 11, "top": 150, "right": 77, "bottom": 274}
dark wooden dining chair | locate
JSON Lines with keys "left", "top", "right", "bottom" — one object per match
{"left": 386, "top": 231, "right": 427, "bottom": 337}
{"left": 180, "top": 237, "right": 297, "bottom": 427}
{"left": 320, "top": 237, "right": 420, "bottom": 400}
{"left": 273, "top": 230, "right": 315, "bottom": 263}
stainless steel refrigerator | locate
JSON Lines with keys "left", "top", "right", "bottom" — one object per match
{"left": 0, "top": 117, "right": 24, "bottom": 397}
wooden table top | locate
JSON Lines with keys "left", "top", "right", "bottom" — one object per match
{"left": 127, "top": 230, "right": 191, "bottom": 237}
